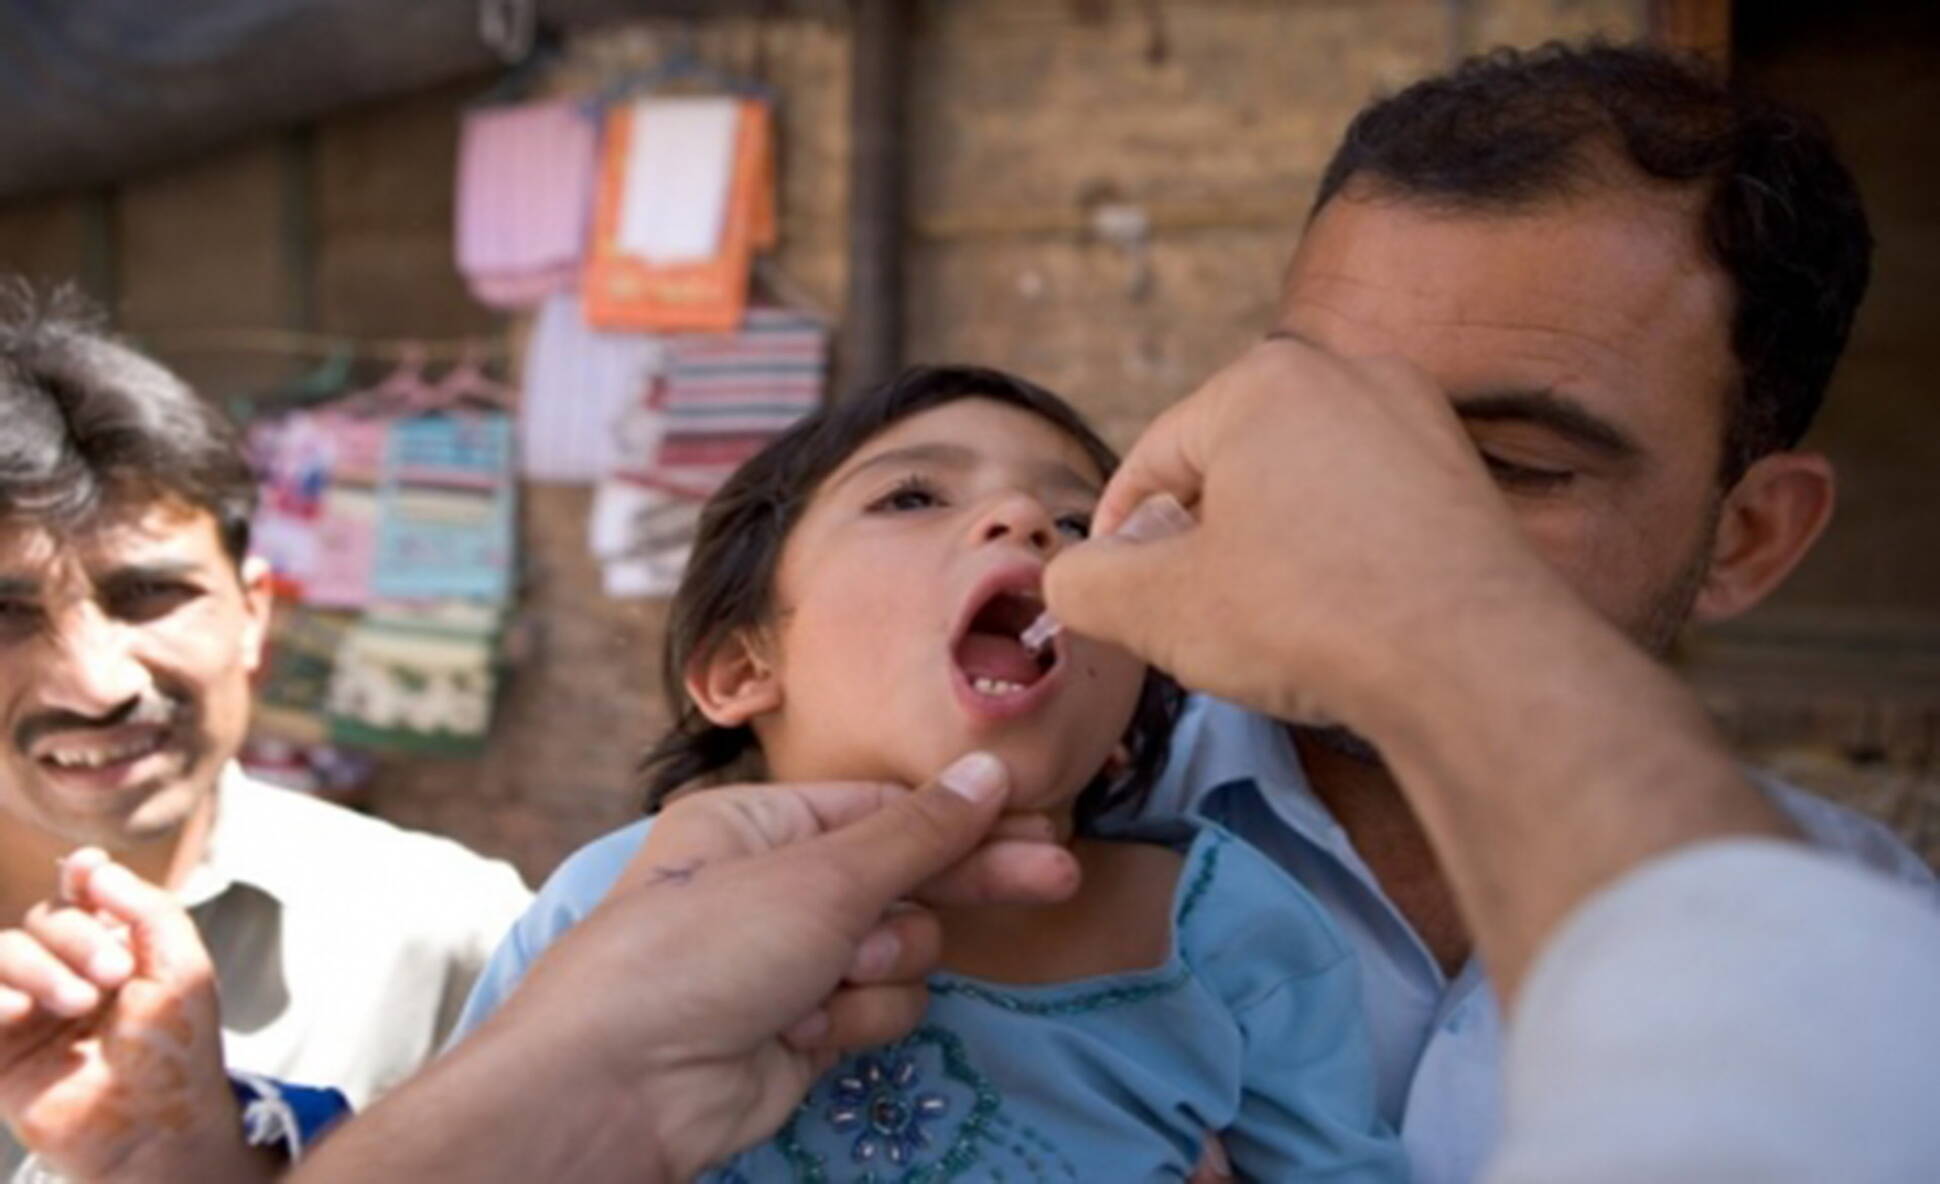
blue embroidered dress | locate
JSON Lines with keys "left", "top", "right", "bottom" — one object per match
{"left": 452, "top": 818, "right": 1404, "bottom": 1182}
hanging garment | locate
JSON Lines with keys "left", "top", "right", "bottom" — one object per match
{"left": 516, "top": 291, "right": 665, "bottom": 483}
{"left": 326, "top": 601, "right": 502, "bottom": 756}
{"left": 587, "top": 478, "right": 703, "bottom": 599}
{"left": 454, "top": 98, "right": 599, "bottom": 309}
{"left": 247, "top": 414, "right": 333, "bottom": 592}
{"left": 304, "top": 412, "right": 391, "bottom": 609}
{"left": 587, "top": 307, "right": 825, "bottom": 598}
{"left": 582, "top": 96, "right": 776, "bottom": 332}
{"left": 370, "top": 414, "right": 518, "bottom": 605}
{"left": 642, "top": 307, "right": 826, "bottom": 498}
{"left": 252, "top": 603, "right": 357, "bottom": 745}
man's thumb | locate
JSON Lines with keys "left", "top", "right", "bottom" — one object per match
{"left": 81, "top": 860, "right": 211, "bottom": 984}
{"left": 812, "top": 752, "right": 1012, "bottom": 916}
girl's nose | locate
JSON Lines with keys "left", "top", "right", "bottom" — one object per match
{"left": 975, "top": 494, "right": 1057, "bottom": 554}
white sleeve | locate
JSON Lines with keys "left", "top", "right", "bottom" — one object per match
{"left": 1488, "top": 839, "right": 1940, "bottom": 1184}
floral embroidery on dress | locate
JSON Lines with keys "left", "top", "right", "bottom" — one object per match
{"left": 825, "top": 1052, "right": 951, "bottom": 1167}
{"left": 764, "top": 1024, "right": 1079, "bottom": 1182}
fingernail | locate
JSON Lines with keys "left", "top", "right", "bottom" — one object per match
{"left": 853, "top": 930, "right": 902, "bottom": 981}
{"left": 56, "top": 848, "right": 107, "bottom": 905}
{"left": 87, "top": 862, "right": 138, "bottom": 903}
{"left": 89, "top": 944, "right": 134, "bottom": 985}
{"left": 1115, "top": 493, "right": 1194, "bottom": 543}
{"left": 52, "top": 981, "right": 98, "bottom": 1017}
{"left": 0, "top": 989, "right": 30, "bottom": 1023}
{"left": 938, "top": 752, "right": 1006, "bottom": 804}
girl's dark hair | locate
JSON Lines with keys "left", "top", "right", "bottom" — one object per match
{"left": 640, "top": 364, "right": 1182, "bottom": 831}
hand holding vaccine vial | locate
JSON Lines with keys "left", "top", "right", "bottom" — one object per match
{"left": 1021, "top": 492, "right": 1196, "bottom": 655}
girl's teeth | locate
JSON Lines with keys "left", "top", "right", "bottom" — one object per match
{"left": 971, "top": 676, "right": 1027, "bottom": 696}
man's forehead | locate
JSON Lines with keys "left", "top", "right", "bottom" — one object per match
{"left": 1280, "top": 186, "right": 1735, "bottom": 433}
{"left": 0, "top": 499, "right": 225, "bottom": 579}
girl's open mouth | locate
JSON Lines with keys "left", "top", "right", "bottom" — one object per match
{"left": 950, "top": 568, "right": 1063, "bottom": 720}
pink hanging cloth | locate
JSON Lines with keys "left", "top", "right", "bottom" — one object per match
{"left": 454, "top": 97, "right": 598, "bottom": 309}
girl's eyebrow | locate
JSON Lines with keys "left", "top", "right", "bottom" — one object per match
{"left": 829, "top": 442, "right": 1100, "bottom": 497}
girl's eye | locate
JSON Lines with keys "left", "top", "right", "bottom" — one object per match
{"left": 1482, "top": 455, "right": 1574, "bottom": 492}
{"left": 867, "top": 477, "right": 944, "bottom": 513}
{"left": 1055, "top": 513, "right": 1092, "bottom": 540}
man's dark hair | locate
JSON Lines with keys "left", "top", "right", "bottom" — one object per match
{"left": 639, "top": 363, "right": 1182, "bottom": 830}
{"left": 0, "top": 280, "right": 256, "bottom": 565}
{"left": 1312, "top": 40, "right": 1873, "bottom": 481}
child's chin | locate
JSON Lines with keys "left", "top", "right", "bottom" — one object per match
{"left": 961, "top": 742, "right": 1085, "bottom": 813}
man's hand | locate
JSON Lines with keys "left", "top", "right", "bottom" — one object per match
{"left": 0, "top": 850, "right": 269, "bottom": 1183}
{"left": 1045, "top": 336, "right": 1787, "bottom": 998}
{"left": 1047, "top": 335, "right": 1558, "bottom": 730}
{"left": 296, "top": 751, "right": 1052, "bottom": 1184}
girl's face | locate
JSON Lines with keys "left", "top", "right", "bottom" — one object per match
{"left": 728, "top": 399, "right": 1146, "bottom": 815}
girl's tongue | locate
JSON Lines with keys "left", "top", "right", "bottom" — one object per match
{"left": 955, "top": 632, "right": 1046, "bottom": 686}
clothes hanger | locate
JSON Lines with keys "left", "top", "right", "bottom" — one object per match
{"left": 224, "top": 344, "right": 356, "bottom": 422}
{"left": 337, "top": 345, "right": 438, "bottom": 418}
{"left": 413, "top": 343, "right": 514, "bottom": 415}
{"left": 469, "top": 25, "right": 564, "bottom": 109}
{"left": 589, "top": 36, "right": 777, "bottom": 111}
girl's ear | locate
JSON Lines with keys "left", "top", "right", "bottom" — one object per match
{"left": 684, "top": 631, "right": 783, "bottom": 727}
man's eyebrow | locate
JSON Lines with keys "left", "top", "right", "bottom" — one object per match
{"left": 1453, "top": 390, "right": 1641, "bottom": 459}
{"left": 0, "top": 576, "right": 36, "bottom": 598}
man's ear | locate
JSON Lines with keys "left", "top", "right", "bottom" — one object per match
{"left": 238, "top": 555, "right": 275, "bottom": 675}
{"left": 684, "top": 631, "right": 784, "bottom": 727}
{"left": 1693, "top": 451, "right": 1836, "bottom": 623}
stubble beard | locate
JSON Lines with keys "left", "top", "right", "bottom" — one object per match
{"left": 1302, "top": 511, "right": 1720, "bottom": 771}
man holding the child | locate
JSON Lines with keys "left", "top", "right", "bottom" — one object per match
{"left": 1131, "top": 40, "right": 1940, "bottom": 1183}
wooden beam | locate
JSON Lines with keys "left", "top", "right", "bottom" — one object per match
{"left": 0, "top": 0, "right": 826, "bottom": 200}
{"left": 843, "top": 0, "right": 909, "bottom": 389}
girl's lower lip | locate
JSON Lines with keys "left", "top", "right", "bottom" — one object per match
{"left": 949, "top": 659, "right": 1064, "bottom": 724}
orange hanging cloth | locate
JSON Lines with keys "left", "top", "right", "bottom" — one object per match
{"left": 583, "top": 96, "right": 776, "bottom": 333}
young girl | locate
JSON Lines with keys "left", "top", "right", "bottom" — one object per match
{"left": 454, "top": 365, "right": 1403, "bottom": 1181}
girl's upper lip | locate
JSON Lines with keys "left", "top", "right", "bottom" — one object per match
{"left": 950, "top": 560, "right": 1051, "bottom": 649}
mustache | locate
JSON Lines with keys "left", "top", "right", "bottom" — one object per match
{"left": 15, "top": 691, "right": 185, "bottom": 756}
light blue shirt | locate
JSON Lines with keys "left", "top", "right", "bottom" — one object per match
{"left": 1148, "top": 694, "right": 1940, "bottom": 1184}
{"left": 454, "top": 816, "right": 1407, "bottom": 1181}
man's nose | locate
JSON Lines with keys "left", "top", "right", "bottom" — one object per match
{"left": 974, "top": 494, "right": 1057, "bottom": 554}
{"left": 38, "top": 608, "right": 153, "bottom": 719}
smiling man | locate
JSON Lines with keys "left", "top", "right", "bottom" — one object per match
{"left": 1150, "top": 42, "right": 1940, "bottom": 1184}
{"left": 0, "top": 287, "right": 531, "bottom": 1176}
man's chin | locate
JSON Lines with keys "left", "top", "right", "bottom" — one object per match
{"left": 28, "top": 770, "right": 212, "bottom": 851}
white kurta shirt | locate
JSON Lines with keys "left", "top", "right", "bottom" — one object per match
{"left": 3, "top": 767, "right": 532, "bottom": 1179}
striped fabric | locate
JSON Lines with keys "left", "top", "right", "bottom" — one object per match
{"left": 516, "top": 291, "right": 665, "bottom": 484}
{"left": 370, "top": 415, "right": 517, "bottom": 604}
{"left": 455, "top": 98, "right": 598, "bottom": 310}
{"left": 639, "top": 307, "right": 828, "bottom": 498}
